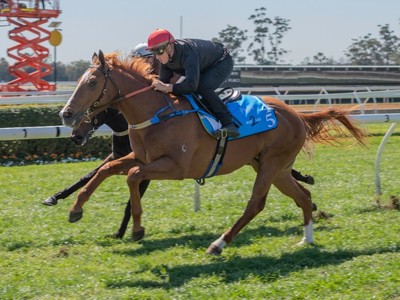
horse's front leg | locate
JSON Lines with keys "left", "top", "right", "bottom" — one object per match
{"left": 69, "top": 153, "right": 136, "bottom": 222}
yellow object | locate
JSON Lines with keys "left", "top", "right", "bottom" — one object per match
{"left": 49, "top": 29, "right": 62, "bottom": 46}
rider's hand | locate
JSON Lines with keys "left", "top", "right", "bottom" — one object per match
{"left": 152, "top": 80, "right": 172, "bottom": 94}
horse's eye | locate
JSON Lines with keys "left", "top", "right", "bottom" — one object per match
{"left": 88, "top": 80, "right": 97, "bottom": 88}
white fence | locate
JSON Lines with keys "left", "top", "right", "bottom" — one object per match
{"left": 0, "top": 125, "right": 112, "bottom": 141}
{"left": 0, "top": 114, "right": 399, "bottom": 141}
{"left": 0, "top": 90, "right": 71, "bottom": 104}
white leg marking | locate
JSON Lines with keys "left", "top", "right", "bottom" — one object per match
{"left": 211, "top": 234, "right": 227, "bottom": 249}
{"left": 298, "top": 221, "right": 314, "bottom": 245}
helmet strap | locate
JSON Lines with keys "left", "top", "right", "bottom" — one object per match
{"left": 167, "top": 43, "right": 173, "bottom": 61}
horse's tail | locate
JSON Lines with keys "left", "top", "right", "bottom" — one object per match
{"left": 300, "top": 108, "right": 368, "bottom": 147}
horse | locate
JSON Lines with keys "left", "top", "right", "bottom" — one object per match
{"left": 59, "top": 51, "right": 367, "bottom": 255}
{"left": 46, "top": 105, "right": 315, "bottom": 237}
{"left": 43, "top": 107, "right": 150, "bottom": 239}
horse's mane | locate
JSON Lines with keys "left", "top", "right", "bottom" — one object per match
{"left": 96, "top": 51, "right": 158, "bottom": 83}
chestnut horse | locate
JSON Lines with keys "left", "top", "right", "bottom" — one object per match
{"left": 60, "top": 51, "right": 366, "bottom": 255}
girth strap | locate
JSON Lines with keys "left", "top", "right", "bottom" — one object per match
{"left": 195, "top": 134, "right": 229, "bottom": 185}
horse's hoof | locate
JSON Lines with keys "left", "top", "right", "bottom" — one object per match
{"left": 206, "top": 244, "right": 222, "bottom": 255}
{"left": 132, "top": 228, "right": 145, "bottom": 241}
{"left": 105, "top": 232, "right": 123, "bottom": 239}
{"left": 312, "top": 202, "right": 318, "bottom": 211}
{"left": 43, "top": 196, "right": 58, "bottom": 206}
{"left": 69, "top": 209, "right": 83, "bottom": 223}
{"left": 306, "top": 175, "right": 315, "bottom": 185}
{"left": 297, "top": 237, "right": 314, "bottom": 246}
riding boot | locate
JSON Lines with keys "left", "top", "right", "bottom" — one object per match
{"left": 212, "top": 110, "right": 239, "bottom": 139}
{"left": 200, "top": 91, "right": 239, "bottom": 138}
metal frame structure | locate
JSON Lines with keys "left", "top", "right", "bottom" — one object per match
{"left": 0, "top": 0, "right": 61, "bottom": 91}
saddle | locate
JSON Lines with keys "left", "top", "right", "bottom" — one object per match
{"left": 186, "top": 89, "right": 278, "bottom": 141}
{"left": 190, "top": 87, "right": 242, "bottom": 117}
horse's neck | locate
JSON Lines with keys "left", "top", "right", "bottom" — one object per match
{"left": 115, "top": 70, "right": 172, "bottom": 126}
{"left": 105, "top": 112, "right": 128, "bottom": 132}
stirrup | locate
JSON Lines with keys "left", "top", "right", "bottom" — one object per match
{"left": 212, "top": 128, "right": 228, "bottom": 139}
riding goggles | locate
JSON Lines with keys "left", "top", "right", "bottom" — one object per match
{"left": 151, "top": 44, "right": 168, "bottom": 56}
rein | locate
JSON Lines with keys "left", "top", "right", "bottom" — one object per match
{"left": 110, "top": 86, "right": 154, "bottom": 106}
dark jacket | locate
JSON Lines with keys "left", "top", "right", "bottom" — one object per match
{"left": 158, "top": 39, "right": 226, "bottom": 94}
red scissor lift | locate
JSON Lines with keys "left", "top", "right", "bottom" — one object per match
{"left": 0, "top": 0, "right": 61, "bottom": 92}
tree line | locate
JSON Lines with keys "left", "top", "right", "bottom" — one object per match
{"left": 1, "top": 7, "right": 400, "bottom": 82}
{"left": 0, "top": 58, "right": 90, "bottom": 82}
{"left": 213, "top": 7, "right": 400, "bottom": 65}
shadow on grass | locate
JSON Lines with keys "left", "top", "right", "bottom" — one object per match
{"left": 0, "top": 216, "right": 329, "bottom": 252}
{"left": 111, "top": 224, "right": 309, "bottom": 257}
{"left": 106, "top": 245, "right": 400, "bottom": 290}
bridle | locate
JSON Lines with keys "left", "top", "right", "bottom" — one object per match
{"left": 84, "top": 109, "right": 105, "bottom": 137}
{"left": 85, "top": 109, "right": 128, "bottom": 139}
{"left": 83, "top": 65, "right": 119, "bottom": 120}
{"left": 84, "top": 63, "right": 154, "bottom": 121}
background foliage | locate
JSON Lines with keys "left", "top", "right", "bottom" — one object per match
{"left": 0, "top": 105, "right": 111, "bottom": 166}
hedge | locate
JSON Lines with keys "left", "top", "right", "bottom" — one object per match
{"left": 0, "top": 105, "right": 112, "bottom": 166}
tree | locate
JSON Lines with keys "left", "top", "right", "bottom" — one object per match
{"left": 0, "top": 58, "right": 13, "bottom": 81}
{"left": 213, "top": 25, "right": 248, "bottom": 63}
{"left": 64, "top": 60, "right": 90, "bottom": 81}
{"left": 346, "top": 34, "right": 384, "bottom": 65}
{"left": 43, "top": 61, "right": 68, "bottom": 82}
{"left": 378, "top": 24, "right": 400, "bottom": 64}
{"left": 267, "top": 16, "right": 291, "bottom": 64}
{"left": 247, "top": 7, "right": 291, "bottom": 64}
{"left": 301, "top": 52, "right": 336, "bottom": 65}
{"left": 345, "top": 24, "right": 400, "bottom": 65}
{"left": 0, "top": 57, "right": 90, "bottom": 83}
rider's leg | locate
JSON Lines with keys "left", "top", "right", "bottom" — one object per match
{"left": 197, "top": 55, "right": 239, "bottom": 138}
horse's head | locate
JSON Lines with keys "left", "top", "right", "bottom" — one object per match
{"left": 60, "top": 50, "right": 120, "bottom": 129}
{"left": 71, "top": 109, "right": 109, "bottom": 146}
{"left": 71, "top": 107, "right": 125, "bottom": 146}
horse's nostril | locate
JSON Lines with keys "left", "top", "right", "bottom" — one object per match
{"left": 62, "top": 110, "right": 74, "bottom": 119}
{"left": 65, "top": 111, "right": 73, "bottom": 118}
{"left": 71, "top": 135, "right": 83, "bottom": 145}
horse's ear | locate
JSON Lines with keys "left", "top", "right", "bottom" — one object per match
{"left": 92, "top": 52, "right": 98, "bottom": 64}
{"left": 98, "top": 50, "right": 106, "bottom": 66}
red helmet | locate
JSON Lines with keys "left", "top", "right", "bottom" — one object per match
{"left": 146, "top": 29, "right": 175, "bottom": 50}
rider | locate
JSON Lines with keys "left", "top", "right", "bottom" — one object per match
{"left": 146, "top": 28, "right": 240, "bottom": 139}
{"left": 132, "top": 42, "right": 152, "bottom": 57}
{"left": 131, "top": 42, "right": 160, "bottom": 72}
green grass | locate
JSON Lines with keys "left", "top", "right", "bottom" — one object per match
{"left": 1, "top": 123, "right": 400, "bottom": 299}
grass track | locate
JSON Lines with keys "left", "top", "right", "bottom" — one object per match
{"left": 0, "top": 124, "right": 400, "bottom": 299}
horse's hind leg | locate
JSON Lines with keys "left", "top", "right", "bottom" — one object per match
{"left": 273, "top": 170, "right": 314, "bottom": 245}
{"left": 207, "top": 166, "right": 276, "bottom": 255}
